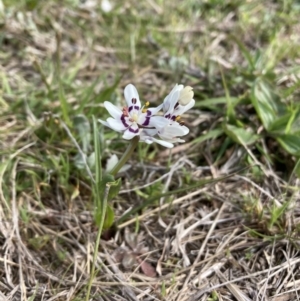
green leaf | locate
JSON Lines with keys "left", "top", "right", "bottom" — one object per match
{"left": 73, "top": 114, "right": 91, "bottom": 153}
{"left": 92, "top": 116, "right": 104, "bottom": 227}
{"left": 194, "top": 97, "right": 240, "bottom": 111}
{"left": 103, "top": 205, "right": 115, "bottom": 230}
{"left": 251, "top": 80, "right": 284, "bottom": 131}
{"left": 93, "top": 116, "right": 102, "bottom": 183}
{"left": 93, "top": 173, "right": 120, "bottom": 227}
{"left": 269, "top": 108, "right": 300, "bottom": 135}
{"left": 191, "top": 128, "right": 223, "bottom": 144}
{"left": 224, "top": 124, "right": 259, "bottom": 145}
{"left": 269, "top": 201, "right": 290, "bottom": 229}
{"left": 268, "top": 113, "right": 293, "bottom": 134}
{"left": 107, "top": 177, "right": 122, "bottom": 201}
{"left": 276, "top": 134, "right": 300, "bottom": 156}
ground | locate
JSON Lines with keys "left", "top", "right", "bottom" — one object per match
{"left": 1, "top": 0, "right": 300, "bottom": 300}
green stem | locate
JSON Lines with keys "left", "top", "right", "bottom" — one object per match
{"left": 85, "top": 184, "right": 110, "bottom": 301}
{"left": 85, "top": 136, "right": 139, "bottom": 299}
{"left": 110, "top": 136, "right": 140, "bottom": 176}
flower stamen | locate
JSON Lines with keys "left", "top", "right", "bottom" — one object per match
{"left": 122, "top": 107, "right": 129, "bottom": 117}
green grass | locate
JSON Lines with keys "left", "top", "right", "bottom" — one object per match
{"left": 1, "top": 0, "right": 300, "bottom": 300}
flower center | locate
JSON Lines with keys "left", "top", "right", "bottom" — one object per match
{"left": 130, "top": 112, "right": 139, "bottom": 123}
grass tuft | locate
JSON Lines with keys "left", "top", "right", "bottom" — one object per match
{"left": 1, "top": 0, "right": 300, "bottom": 300}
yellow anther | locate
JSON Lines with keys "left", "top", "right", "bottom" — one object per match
{"left": 142, "top": 108, "right": 147, "bottom": 113}
{"left": 175, "top": 116, "right": 181, "bottom": 121}
{"left": 145, "top": 101, "right": 149, "bottom": 107}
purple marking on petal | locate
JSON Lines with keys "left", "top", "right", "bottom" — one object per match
{"left": 142, "top": 117, "right": 150, "bottom": 126}
{"left": 171, "top": 116, "right": 176, "bottom": 121}
{"left": 174, "top": 102, "right": 179, "bottom": 109}
{"left": 129, "top": 126, "right": 139, "bottom": 133}
{"left": 132, "top": 98, "right": 137, "bottom": 104}
{"left": 121, "top": 115, "right": 129, "bottom": 127}
{"left": 165, "top": 114, "right": 171, "bottom": 119}
{"left": 134, "top": 105, "right": 140, "bottom": 110}
{"left": 128, "top": 106, "right": 133, "bottom": 112}
{"left": 146, "top": 110, "right": 152, "bottom": 116}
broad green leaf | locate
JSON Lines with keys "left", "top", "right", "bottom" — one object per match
{"left": 276, "top": 134, "right": 300, "bottom": 156}
{"left": 251, "top": 80, "right": 284, "bottom": 131}
{"left": 269, "top": 109, "right": 300, "bottom": 135}
{"left": 93, "top": 173, "right": 120, "bottom": 227}
{"left": 73, "top": 114, "right": 91, "bottom": 153}
{"left": 285, "top": 108, "right": 300, "bottom": 134}
{"left": 224, "top": 124, "right": 259, "bottom": 145}
{"left": 103, "top": 205, "right": 115, "bottom": 230}
{"left": 107, "top": 177, "right": 122, "bottom": 201}
{"left": 268, "top": 113, "right": 292, "bottom": 134}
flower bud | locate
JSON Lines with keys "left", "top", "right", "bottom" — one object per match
{"left": 179, "top": 86, "right": 194, "bottom": 106}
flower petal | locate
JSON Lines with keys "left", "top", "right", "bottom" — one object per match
{"left": 147, "top": 103, "right": 163, "bottom": 115}
{"left": 107, "top": 117, "right": 127, "bottom": 132}
{"left": 103, "top": 101, "right": 123, "bottom": 119}
{"left": 148, "top": 116, "right": 169, "bottom": 129}
{"left": 122, "top": 123, "right": 140, "bottom": 139}
{"left": 152, "top": 137, "right": 174, "bottom": 148}
{"left": 124, "top": 84, "right": 141, "bottom": 108}
{"left": 158, "top": 123, "right": 189, "bottom": 139}
{"left": 163, "top": 84, "right": 184, "bottom": 115}
{"left": 98, "top": 119, "right": 110, "bottom": 128}
{"left": 141, "top": 128, "right": 158, "bottom": 136}
{"left": 174, "top": 99, "right": 195, "bottom": 115}
{"left": 139, "top": 129, "right": 174, "bottom": 148}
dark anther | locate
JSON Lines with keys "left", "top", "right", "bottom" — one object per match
{"left": 132, "top": 98, "right": 137, "bottom": 104}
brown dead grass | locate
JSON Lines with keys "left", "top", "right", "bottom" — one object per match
{"left": 1, "top": 1, "right": 300, "bottom": 301}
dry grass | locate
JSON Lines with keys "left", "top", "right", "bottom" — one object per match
{"left": 1, "top": 0, "right": 300, "bottom": 300}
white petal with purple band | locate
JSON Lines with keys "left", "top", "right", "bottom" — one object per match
{"left": 99, "top": 83, "right": 194, "bottom": 148}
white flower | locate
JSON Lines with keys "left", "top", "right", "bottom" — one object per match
{"left": 99, "top": 84, "right": 164, "bottom": 140}
{"left": 99, "top": 83, "right": 195, "bottom": 148}
{"left": 163, "top": 84, "right": 195, "bottom": 121}
{"left": 139, "top": 128, "right": 174, "bottom": 148}
{"left": 154, "top": 84, "right": 195, "bottom": 143}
